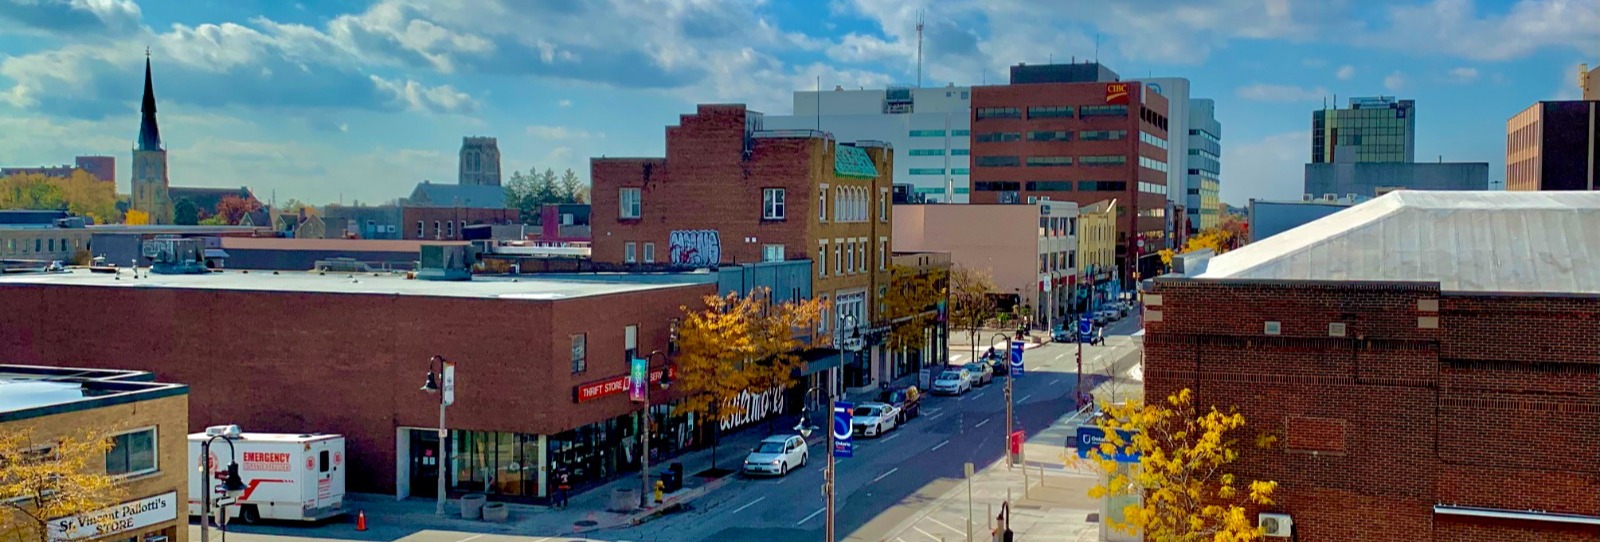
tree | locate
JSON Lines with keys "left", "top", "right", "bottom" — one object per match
{"left": 1158, "top": 225, "right": 1244, "bottom": 269}
{"left": 213, "top": 195, "right": 261, "bottom": 225}
{"left": 0, "top": 172, "right": 116, "bottom": 224}
{"left": 122, "top": 209, "right": 150, "bottom": 226}
{"left": 675, "top": 288, "right": 825, "bottom": 470}
{"left": 883, "top": 265, "right": 946, "bottom": 355}
{"left": 1082, "top": 388, "right": 1279, "bottom": 542}
{"left": 559, "top": 168, "right": 587, "bottom": 203}
{"left": 173, "top": 199, "right": 200, "bottom": 225}
{"left": 0, "top": 426, "right": 125, "bottom": 542}
{"left": 948, "top": 265, "right": 998, "bottom": 360}
{"left": 57, "top": 171, "right": 117, "bottom": 224}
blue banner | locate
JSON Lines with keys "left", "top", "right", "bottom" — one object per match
{"left": 1075, "top": 426, "right": 1140, "bottom": 463}
{"left": 1009, "top": 341, "right": 1024, "bottom": 377}
{"left": 628, "top": 357, "right": 648, "bottom": 402}
{"left": 832, "top": 401, "right": 853, "bottom": 458}
{"left": 1078, "top": 317, "right": 1093, "bottom": 341}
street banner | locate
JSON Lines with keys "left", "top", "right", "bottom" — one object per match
{"left": 1075, "top": 426, "right": 1141, "bottom": 463}
{"left": 442, "top": 361, "right": 456, "bottom": 406}
{"left": 833, "top": 401, "right": 853, "bottom": 458}
{"left": 628, "top": 357, "right": 647, "bottom": 402}
{"left": 1078, "top": 317, "right": 1093, "bottom": 342}
{"left": 1009, "top": 341, "right": 1025, "bottom": 377}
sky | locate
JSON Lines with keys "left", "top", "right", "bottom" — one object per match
{"left": 0, "top": 0, "right": 1596, "bottom": 208}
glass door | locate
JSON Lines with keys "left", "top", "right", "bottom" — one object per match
{"left": 409, "top": 430, "right": 441, "bottom": 498}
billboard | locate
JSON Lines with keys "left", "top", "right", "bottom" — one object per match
{"left": 1105, "top": 83, "right": 1131, "bottom": 105}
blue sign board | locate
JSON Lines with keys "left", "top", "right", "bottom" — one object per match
{"left": 833, "top": 401, "right": 853, "bottom": 458}
{"left": 1079, "top": 317, "right": 1094, "bottom": 342}
{"left": 628, "top": 357, "right": 648, "bottom": 402}
{"left": 1009, "top": 341, "right": 1025, "bottom": 377}
{"left": 1075, "top": 426, "right": 1140, "bottom": 463}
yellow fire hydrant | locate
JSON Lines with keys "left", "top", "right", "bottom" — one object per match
{"left": 655, "top": 480, "right": 665, "bottom": 504}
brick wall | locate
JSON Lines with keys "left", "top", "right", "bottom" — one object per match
{"left": 401, "top": 207, "right": 520, "bottom": 240}
{"left": 1145, "top": 279, "right": 1600, "bottom": 541}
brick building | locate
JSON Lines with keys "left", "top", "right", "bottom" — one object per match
{"left": 1144, "top": 191, "right": 1600, "bottom": 540}
{"left": 969, "top": 64, "right": 1171, "bottom": 286}
{"left": 0, "top": 269, "right": 732, "bottom": 503}
{"left": 403, "top": 206, "right": 520, "bottom": 240}
{"left": 591, "top": 104, "right": 909, "bottom": 393}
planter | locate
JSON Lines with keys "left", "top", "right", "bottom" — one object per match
{"left": 608, "top": 487, "right": 639, "bottom": 512}
{"left": 481, "top": 502, "right": 509, "bottom": 523}
{"left": 459, "top": 493, "right": 486, "bottom": 519}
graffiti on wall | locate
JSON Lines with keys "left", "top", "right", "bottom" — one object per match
{"left": 720, "top": 386, "right": 787, "bottom": 432}
{"left": 669, "top": 230, "right": 722, "bottom": 267}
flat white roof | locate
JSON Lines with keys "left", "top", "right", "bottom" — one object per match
{"left": 1200, "top": 191, "right": 1600, "bottom": 294}
{"left": 0, "top": 268, "right": 708, "bottom": 300}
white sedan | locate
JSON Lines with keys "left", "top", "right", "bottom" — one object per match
{"left": 743, "top": 435, "right": 808, "bottom": 476}
{"left": 851, "top": 402, "right": 901, "bottom": 438}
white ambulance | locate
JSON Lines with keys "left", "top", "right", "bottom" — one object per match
{"left": 187, "top": 430, "right": 347, "bottom": 523}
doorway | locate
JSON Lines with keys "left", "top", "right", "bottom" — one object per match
{"left": 409, "top": 430, "right": 442, "bottom": 499}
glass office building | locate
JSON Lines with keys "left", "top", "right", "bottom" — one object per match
{"left": 1312, "top": 97, "right": 1415, "bottom": 164}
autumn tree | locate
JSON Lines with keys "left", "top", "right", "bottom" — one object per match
{"left": 948, "top": 265, "right": 998, "bottom": 360}
{"left": 1081, "top": 388, "right": 1279, "bottom": 542}
{"left": 883, "top": 265, "right": 946, "bottom": 356}
{"left": 0, "top": 172, "right": 117, "bottom": 223}
{"left": 0, "top": 426, "right": 125, "bottom": 542}
{"left": 122, "top": 209, "right": 150, "bottom": 226}
{"left": 1158, "top": 224, "right": 1246, "bottom": 269}
{"left": 212, "top": 195, "right": 262, "bottom": 225}
{"left": 675, "top": 287, "right": 825, "bottom": 470}
{"left": 173, "top": 199, "right": 200, "bottom": 225}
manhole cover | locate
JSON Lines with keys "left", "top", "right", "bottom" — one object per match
{"left": 573, "top": 520, "right": 599, "bottom": 527}
{"left": 1086, "top": 513, "right": 1100, "bottom": 523}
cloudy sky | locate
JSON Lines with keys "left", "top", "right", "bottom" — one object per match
{"left": 1, "top": 0, "right": 1595, "bottom": 207}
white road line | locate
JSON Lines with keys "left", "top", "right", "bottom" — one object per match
{"left": 1019, "top": 394, "right": 1032, "bottom": 403}
{"left": 926, "top": 516, "right": 965, "bottom": 533}
{"left": 796, "top": 507, "right": 826, "bottom": 525}
{"left": 931, "top": 439, "right": 950, "bottom": 451}
{"left": 896, "top": 538, "right": 910, "bottom": 542}
{"left": 881, "top": 432, "right": 901, "bottom": 443}
{"left": 729, "top": 496, "right": 766, "bottom": 515}
{"left": 872, "top": 467, "right": 899, "bottom": 482}
{"left": 911, "top": 526, "right": 943, "bottom": 541}
{"left": 975, "top": 418, "right": 991, "bottom": 428}
{"left": 454, "top": 535, "right": 487, "bottom": 542}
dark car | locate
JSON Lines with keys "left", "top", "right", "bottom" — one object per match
{"left": 877, "top": 386, "right": 921, "bottom": 422}
{"left": 1051, "top": 326, "right": 1075, "bottom": 343}
{"left": 980, "top": 349, "right": 1010, "bottom": 376}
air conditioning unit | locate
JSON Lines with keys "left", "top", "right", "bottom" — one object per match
{"left": 1258, "top": 513, "right": 1293, "bottom": 538}
{"left": 1345, "top": 194, "right": 1358, "bottom": 202}
{"left": 1301, "top": 194, "right": 1314, "bottom": 202}
{"left": 1322, "top": 193, "right": 1337, "bottom": 202}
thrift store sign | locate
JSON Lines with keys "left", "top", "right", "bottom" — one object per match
{"left": 48, "top": 491, "right": 177, "bottom": 541}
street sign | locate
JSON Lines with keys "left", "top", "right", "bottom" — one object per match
{"left": 833, "top": 401, "right": 853, "bottom": 458}
{"left": 442, "top": 361, "right": 456, "bottom": 406}
{"left": 628, "top": 357, "right": 648, "bottom": 402}
{"left": 1009, "top": 341, "right": 1025, "bottom": 377}
{"left": 216, "top": 496, "right": 236, "bottom": 507}
{"left": 1075, "top": 426, "right": 1140, "bottom": 463}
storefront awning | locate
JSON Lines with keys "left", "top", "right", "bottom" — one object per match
{"left": 1433, "top": 505, "right": 1600, "bottom": 526}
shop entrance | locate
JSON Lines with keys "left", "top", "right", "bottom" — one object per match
{"left": 408, "top": 430, "right": 442, "bottom": 499}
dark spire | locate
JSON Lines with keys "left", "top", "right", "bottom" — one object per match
{"left": 137, "top": 50, "right": 162, "bottom": 152}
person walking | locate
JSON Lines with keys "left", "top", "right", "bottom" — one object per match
{"left": 554, "top": 466, "right": 571, "bottom": 509}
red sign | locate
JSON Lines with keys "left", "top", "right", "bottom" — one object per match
{"left": 242, "top": 451, "right": 292, "bottom": 472}
{"left": 575, "top": 367, "right": 674, "bottom": 403}
{"left": 1105, "top": 83, "right": 1130, "bottom": 105}
{"left": 1009, "top": 431, "right": 1025, "bottom": 454}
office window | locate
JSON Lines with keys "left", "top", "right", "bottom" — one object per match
{"left": 858, "top": 242, "right": 866, "bottom": 273}
{"left": 975, "top": 156, "right": 1020, "bottom": 167}
{"left": 908, "top": 168, "right": 946, "bottom": 175}
{"left": 625, "top": 242, "right": 637, "bottom": 263}
{"left": 625, "top": 325, "right": 638, "bottom": 362}
{"left": 951, "top": 168, "right": 970, "bottom": 175}
{"left": 1140, "top": 131, "right": 1168, "bottom": 149}
{"left": 1026, "top": 181, "right": 1074, "bottom": 191}
{"left": 976, "top": 107, "right": 1020, "bottom": 119}
{"left": 845, "top": 241, "right": 854, "bottom": 274}
{"left": 433, "top": 221, "right": 441, "bottom": 238}
{"left": 952, "top": 129, "right": 970, "bottom": 136}
{"left": 1078, "top": 181, "right": 1128, "bottom": 191}
{"left": 819, "top": 185, "right": 828, "bottom": 222}
{"left": 1028, "top": 131, "right": 1072, "bottom": 142}
{"left": 879, "top": 189, "right": 888, "bottom": 222}
{"left": 105, "top": 427, "right": 157, "bottom": 477}
{"left": 643, "top": 242, "right": 655, "bottom": 263}
{"left": 417, "top": 221, "right": 424, "bottom": 237}
{"left": 1079, "top": 155, "right": 1127, "bottom": 166}
{"left": 1080, "top": 105, "right": 1128, "bottom": 117}
{"left": 908, "top": 149, "right": 946, "bottom": 156}
{"left": 1079, "top": 130, "right": 1128, "bottom": 141}
{"left": 1139, "top": 182, "right": 1168, "bottom": 195}
{"left": 763, "top": 188, "right": 786, "bottom": 220}
{"left": 1027, "top": 106, "right": 1074, "bottom": 118}
{"left": 1026, "top": 156, "right": 1073, "bottom": 167}
{"left": 1139, "top": 156, "right": 1169, "bottom": 173}
{"left": 975, "top": 132, "right": 1021, "bottom": 143}
{"left": 952, "top": 149, "right": 970, "bottom": 156}
{"left": 974, "top": 181, "right": 1022, "bottom": 192}
{"left": 459, "top": 221, "right": 466, "bottom": 236}
{"left": 818, "top": 242, "right": 828, "bottom": 277}
{"left": 571, "top": 334, "right": 586, "bottom": 374}
{"left": 446, "top": 221, "right": 454, "bottom": 238}
{"left": 619, "top": 187, "right": 642, "bottom": 219}
{"left": 763, "top": 244, "right": 784, "bottom": 262}
{"left": 909, "top": 130, "right": 948, "bottom": 137}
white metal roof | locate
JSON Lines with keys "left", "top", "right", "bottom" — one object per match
{"left": 1198, "top": 191, "right": 1600, "bottom": 294}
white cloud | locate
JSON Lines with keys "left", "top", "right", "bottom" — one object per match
{"left": 1447, "top": 67, "right": 1478, "bottom": 82}
{"left": 525, "top": 125, "right": 599, "bottom": 140}
{"left": 1383, "top": 71, "right": 1406, "bottom": 91}
{"left": 557, "top": 99, "right": 572, "bottom": 108}
{"left": 1220, "top": 131, "right": 1311, "bottom": 205}
{"left": 1336, "top": 65, "right": 1355, "bottom": 80}
{"left": 1363, "top": 0, "right": 1600, "bottom": 61}
{"left": 369, "top": 75, "right": 478, "bottom": 114}
{"left": 1236, "top": 83, "right": 1329, "bottom": 103}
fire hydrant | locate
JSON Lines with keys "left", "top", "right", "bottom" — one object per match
{"left": 654, "top": 480, "right": 665, "bottom": 504}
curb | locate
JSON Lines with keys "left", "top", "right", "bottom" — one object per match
{"left": 565, "top": 475, "right": 736, "bottom": 533}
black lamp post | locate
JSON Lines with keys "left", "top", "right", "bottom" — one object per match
{"left": 421, "top": 355, "right": 454, "bottom": 515}
{"left": 795, "top": 385, "right": 835, "bottom": 542}
{"left": 199, "top": 425, "right": 248, "bottom": 542}
{"left": 639, "top": 349, "right": 674, "bottom": 508}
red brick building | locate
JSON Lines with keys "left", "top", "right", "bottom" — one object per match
{"left": 0, "top": 269, "right": 719, "bottom": 503}
{"left": 970, "top": 67, "right": 1170, "bottom": 285}
{"left": 1145, "top": 191, "right": 1600, "bottom": 540}
{"left": 402, "top": 207, "right": 519, "bottom": 240}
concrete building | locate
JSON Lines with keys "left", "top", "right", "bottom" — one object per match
{"left": 969, "top": 64, "right": 1171, "bottom": 286}
{"left": 892, "top": 201, "right": 1078, "bottom": 327}
{"left": 1132, "top": 78, "right": 1192, "bottom": 234}
{"left": 1145, "top": 191, "right": 1600, "bottom": 540}
{"left": 1076, "top": 199, "right": 1119, "bottom": 314}
{"left": 2, "top": 155, "right": 115, "bottom": 184}
{"left": 592, "top": 104, "right": 904, "bottom": 392}
{"left": 1305, "top": 161, "right": 1489, "bottom": 198}
{"left": 130, "top": 56, "right": 173, "bottom": 224}
{"left": 404, "top": 207, "right": 520, "bottom": 241}
{"left": 765, "top": 85, "right": 972, "bottom": 203}
{"left": 1507, "top": 100, "right": 1600, "bottom": 191}
{"left": 216, "top": 237, "right": 466, "bottom": 271}
{"left": 1312, "top": 96, "right": 1415, "bottom": 163}
{"left": 1186, "top": 99, "right": 1223, "bottom": 232}
{"left": 321, "top": 204, "right": 404, "bottom": 239}
{"left": 1246, "top": 196, "right": 1367, "bottom": 243}
{"left": 0, "top": 365, "right": 189, "bottom": 542}
{"left": 459, "top": 137, "right": 502, "bottom": 187}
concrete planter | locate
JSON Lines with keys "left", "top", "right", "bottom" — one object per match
{"left": 608, "top": 488, "right": 639, "bottom": 512}
{"left": 481, "top": 502, "right": 508, "bottom": 523}
{"left": 459, "top": 493, "right": 486, "bottom": 519}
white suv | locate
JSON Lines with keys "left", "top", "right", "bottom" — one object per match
{"left": 742, "top": 435, "right": 808, "bottom": 476}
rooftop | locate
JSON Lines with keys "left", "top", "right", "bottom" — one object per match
{"left": 1198, "top": 191, "right": 1600, "bottom": 294}
{"left": 0, "top": 267, "right": 708, "bottom": 300}
{"left": 0, "top": 365, "right": 187, "bottom": 423}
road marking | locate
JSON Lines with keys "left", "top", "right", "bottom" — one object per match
{"left": 912, "top": 526, "right": 943, "bottom": 540}
{"left": 931, "top": 439, "right": 949, "bottom": 451}
{"left": 881, "top": 432, "right": 901, "bottom": 443}
{"left": 729, "top": 496, "right": 766, "bottom": 515}
{"left": 1019, "top": 394, "right": 1032, "bottom": 403}
{"left": 927, "top": 516, "right": 964, "bottom": 533}
{"left": 975, "top": 418, "right": 991, "bottom": 428}
{"left": 927, "top": 412, "right": 944, "bottom": 420}
{"left": 1049, "top": 378, "right": 1060, "bottom": 387}
{"left": 797, "top": 506, "right": 826, "bottom": 525}
{"left": 873, "top": 467, "right": 899, "bottom": 482}
{"left": 453, "top": 535, "right": 487, "bottom": 542}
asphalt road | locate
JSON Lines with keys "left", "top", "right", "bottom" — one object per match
{"left": 603, "top": 332, "right": 1140, "bottom": 542}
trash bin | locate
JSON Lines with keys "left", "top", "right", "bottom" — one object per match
{"left": 608, "top": 488, "right": 639, "bottom": 512}
{"left": 659, "top": 462, "right": 684, "bottom": 493}
{"left": 459, "top": 493, "right": 486, "bottom": 519}
{"left": 481, "top": 502, "right": 509, "bottom": 523}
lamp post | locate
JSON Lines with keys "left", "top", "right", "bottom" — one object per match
{"left": 990, "top": 332, "right": 1016, "bottom": 468}
{"left": 795, "top": 386, "right": 835, "bottom": 542}
{"left": 837, "top": 313, "right": 858, "bottom": 399}
{"left": 421, "top": 355, "right": 455, "bottom": 516}
{"left": 199, "top": 425, "right": 248, "bottom": 542}
{"left": 638, "top": 349, "right": 674, "bottom": 508}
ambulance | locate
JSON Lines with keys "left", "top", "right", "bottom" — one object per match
{"left": 187, "top": 430, "right": 347, "bottom": 523}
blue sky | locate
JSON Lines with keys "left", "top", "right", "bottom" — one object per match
{"left": 0, "top": 0, "right": 1595, "bottom": 207}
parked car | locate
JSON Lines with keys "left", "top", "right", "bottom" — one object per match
{"left": 963, "top": 362, "right": 994, "bottom": 387}
{"left": 989, "top": 354, "right": 1010, "bottom": 376}
{"left": 931, "top": 369, "right": 972, "bottom": 395}
{"left": 743, "top": 434, "right": 808, "bottom": 477}
{"left": 877, "top": 386, "right": 922, "bottom": 422}
{"left": 851, "top": 402, "right": 901, "bottom": 437}
{"left": 1097, "top": 308, "right": 1120, "bottom": 323}
{"left": 1051, "top": 325, "right": 1075, "bottom": 343}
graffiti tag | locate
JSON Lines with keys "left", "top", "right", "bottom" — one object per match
{"left": 669, "top": 230, "right": 721, "bottom": 267}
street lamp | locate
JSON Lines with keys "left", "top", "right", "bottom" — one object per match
{"left": 421, "top": 355, "right": 455, "bottom": 516}
{"left": 638, "top": 349, "right": 674, "bottom": 508}
{"left": 795, "top": 386, "right": 836, "bottom": 542}
{"left": 837, "top": 313, "right": 858, "bottom": 399}
{"left": 990, "top": 332, "right": 1017, "bottom": 468}
{"left": 199, "top": 425, "right": 248, "bottom": 542}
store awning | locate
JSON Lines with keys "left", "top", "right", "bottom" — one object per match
{"left": 1434, "top": 505, "right": 1600, "bottom": 526}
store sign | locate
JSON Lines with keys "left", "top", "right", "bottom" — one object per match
{"left": 48, "top": 491, "right": 177, "bottom": 541}
{"left": 1105, "top": 83, "right": 1130, "bottom": 105}
{"left": 574, "top": 367, "right": 671, "bottom": 403}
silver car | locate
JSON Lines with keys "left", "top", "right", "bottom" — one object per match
{"left": 931, "top": 369, "right": 971, "bottom": 395}
{"left": 743, "top": 435, "right": 808, "bottom": 477}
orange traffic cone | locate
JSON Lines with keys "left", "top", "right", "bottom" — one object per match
{"left": 356, "top": 511, "right": 367, "bottom": 532}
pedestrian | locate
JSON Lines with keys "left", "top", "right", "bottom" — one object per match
{"left": 554, "top": 466, "right": 571, "bottom": 509}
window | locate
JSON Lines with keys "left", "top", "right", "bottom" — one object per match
{"left": 1068, "top": 251, "right": 1076, "bottom": 269}
{"left": 1028, "top": 131, "right": 1072, "bottom": 142}
{"left": 879, "top": 189, "right": 888, "bottom": 223}
{"left": 1040, "top": 254, "right": 1047, "bottom": 273}
{"left": 951, "top": 168, "right": 970, "bottom": 175}
{"left": 1026, "top": 156, "right": 1073, "bottom": 167}
{"left": 1140, "top": 131, "right": 1168, "bottom": 149}
{"left": 571, "top": 334, "right": 587, "bottom": 374}
{"left": 878, "top": 238, "right": 887, "bottom": 270}
{"left": 1027, "top": 106, "right": 1074, "bottom": 118}
{"left": 975, "top": 132, "right": 1021, "bottom": 143}
{"left": 763, "top": 188, "right": 786, "bottom": 220}
{"left": 952, "top": 149, "right": 970, "bottom": 155}
{"left": 643, "top": 242, "right": 655, "bottom": 263}
{"left": 976, "top": 107, "right": 1020, "bottom": 119}
{"left": 818, "top": 296, "right": 830, "bottom": 334}
{"left": 1139, "top": 182, "right": 1169, "bottom": 195}
{"left": 47, "top": 239, "right": 54, "bottom": 252}
{"left": 908, "top": 149, "right": 945, "bottom": 156}
{"left": 417, "top": 221, "right": 424, "bottom": 237}
{"left": 974, "top": 181, "right": 1022, "bottom": 191}
{"left": 818, "top": 242, "right": 828, "bottom": 277}
{"left": 320, "top": 450, "right": 330, "bottom": 473}
{"left": 819, "top": 185, "right": 828, "bottom": 222}
{"left": 858, "top": 242, "right": 866, "bottom": 273}
{"left": 446, "top": 221, "right": 454, "bottom": 238}
{"left": 953, "top": 129, "right": 970, "bottom": 135}
{"left": 1080, "top": 105, "right": 1129, "bottom": 117}
{"left": 909, "top": 130, "right": 947, "bottom": 137}
{"left": 975, "top": 156, "right": 1020, "bottom": 167}
{"left": 845, "top": 241, "right": 854, "bottom": 274}
{"left": 1079, "top": 130, "right": 1128, "bottom": 141}
{"left": 1080, "top": 155, "right": 1127, "bottom": 166}
{"left": 1026, "top": 181, "right": 1074, "bottom": 191}
{"left": 625, "top": 242, "right": 637, "bottom": 263}
{"left": 1139, "top": 156, "right": 1169, "bottom": 173}
{"left": 763, "top": 244, "right": 784, "bottom": 262}
{"left": 625, "top": 325, "right": 639, "bottom": 363}
{"left": 433, "top": 221, "right": 441, "bottom": 238}
{"left": 1078, "top": 181, "right": 1128, "bottom": 191}
{"left": 105, "top": 427, "right": 157, "bottom": 477}
{"left": 908, "top": 168, "right": 946, "bottom": 175}
{"left": 834, "top": 243, "right": 842, "bottom": 275}
{"left": 619, "top": 187, "right": 642, "bottom": 219}
{"left": 460, "top": 221, "right": 466, "bottom": 236}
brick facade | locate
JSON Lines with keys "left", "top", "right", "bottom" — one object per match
{"left": 401, "top": 207, "right": 520, "bottom": 240}
{"left": 1144, "top": 279, "right": 1600, "bottom": 540}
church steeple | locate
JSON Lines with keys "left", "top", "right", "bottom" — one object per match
{"left": 137, "top": 50, "right": 162, "bottom": 152}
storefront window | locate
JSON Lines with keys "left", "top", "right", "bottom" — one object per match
{"left": 449, "top": 431, "right": 541, "bottom": 498}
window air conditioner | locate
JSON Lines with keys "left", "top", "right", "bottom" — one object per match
{"left": 1301, "top": 194, "right": 1314, "bottom": 202}
{"left": 1258, "top": 513, "right": 1292, "bottom": 538}
{"left": 1322, "top": 194, "right": 1337, "bottom": 202}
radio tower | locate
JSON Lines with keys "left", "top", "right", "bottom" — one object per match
{"left": 916, "top": 12, "right": 924, "bottom": 87}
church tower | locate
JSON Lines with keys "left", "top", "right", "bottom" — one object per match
{"left": 131, "top": 52, "right": 173, "bottom": 224}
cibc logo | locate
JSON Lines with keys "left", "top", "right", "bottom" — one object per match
{"left": 1105, "top": 83, "right": 1130, "bottom": 105}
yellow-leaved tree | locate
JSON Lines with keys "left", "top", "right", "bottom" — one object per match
{"left": 948, "top": 265, "right": 998, "bottom": 361}
{"left": 882, "top": 264, "right": 946, "bottom": 357}
{"left": 675, "top": 287, "right": 825, "bottom": 471}
{"left": 1158, "top": 226, "right": 1241, "bottom": 269}
{"left": 1081, "top": 389, "right": 1278, "bottom": 542}
{"left": 123, "top": 209, "right": 151, "bottom": 226}
{"left": 0, "top": 426, "right": 125, "bottom": 542}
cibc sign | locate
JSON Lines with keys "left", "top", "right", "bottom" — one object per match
{"left": 48, "top": 491, "right": 177, "bottom": 541}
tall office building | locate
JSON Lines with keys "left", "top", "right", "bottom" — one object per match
{"left": 1186, "top": 99, "right": 1222, "bottom": 232}
{"left": 1312, "top": 96, "right": 1415, "bottom": 163}
{"left": 458, "top": 136, "right": 501, "bottom": 187}
{"left": 764, "top": 85, "right": 972, "bottom": 202}
{"left": 1507, "top": 101, "right": 1600, "bottom": 191}
{"left": 1132, "top": 78, "right": 1191, "bottom": 211}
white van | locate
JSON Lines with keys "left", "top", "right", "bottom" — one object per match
{"left": 187, "top": 432, "right": 346, "bottom": 523}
